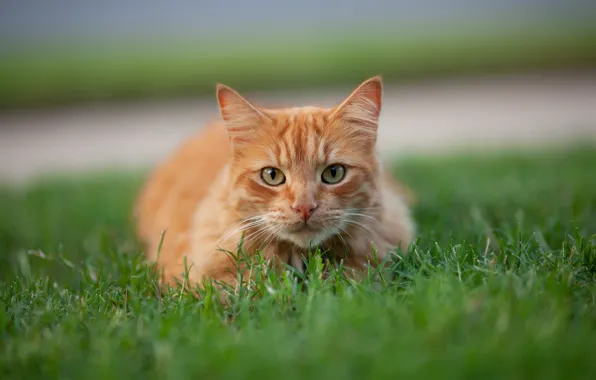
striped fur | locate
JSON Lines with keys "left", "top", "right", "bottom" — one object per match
{"left": 134, "top": 76, "right": 415, "bottom": 288}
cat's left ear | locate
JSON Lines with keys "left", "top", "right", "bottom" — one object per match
{"left": 216, "top": 84, "right": 268, "bottom": 144}
{"left": 331, "top": 76, "right": 383, "bottom": 137}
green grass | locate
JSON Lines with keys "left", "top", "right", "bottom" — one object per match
{"left": 2, "top": 22, "right": 596, "bottom": 109}
{"left": 2, "top": 145, "right": 596, "bottom": 379}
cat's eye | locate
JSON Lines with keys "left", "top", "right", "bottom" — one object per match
{"left": 321, "top": 164, "right": 346, "bottom": 184}
{"left": 260, "top": 167, "right": 286, "bottom": 186}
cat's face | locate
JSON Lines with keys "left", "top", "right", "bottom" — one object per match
{"left": 217, "top": 77, "right": 383, "bottom": 248}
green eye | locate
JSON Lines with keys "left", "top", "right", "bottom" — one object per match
{"left": 260, "top": 167, "right": 286, "bottom": 186}
{"left": 321, "top": 164, "right": 346, "bottom": 184}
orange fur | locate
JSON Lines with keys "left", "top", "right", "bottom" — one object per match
{"left": 134, "top": 76, "right": 415, "bottom": 287}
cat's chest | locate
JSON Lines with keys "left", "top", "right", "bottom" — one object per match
{"left": 265, "top": 240, "right": 352, "bottom": 274}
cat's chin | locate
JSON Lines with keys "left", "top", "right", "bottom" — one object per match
{"left": 277, "top": 225, "right": 338, "bottom": 249}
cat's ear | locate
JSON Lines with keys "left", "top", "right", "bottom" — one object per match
{"left": 331, "top": 76, "right": 383, "bottom": 136}
{"left": 216, "top": 84, "right": 267, "bottom": 143}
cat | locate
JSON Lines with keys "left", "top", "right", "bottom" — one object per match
{"left": 134, "top": 76, "right": 415, "bottom": 288}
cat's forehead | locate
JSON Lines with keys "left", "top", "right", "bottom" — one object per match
{"left": 251, "top": 106, "right": 364, "bottom": 167}
{"left": 266, "top": 107, "right": 331, "bottom": 138}
{"left": 265, "top": 106, "right": 330, "bottom": 125}
{"left": 265, "top": 106, "right": 327, "bottom": 114}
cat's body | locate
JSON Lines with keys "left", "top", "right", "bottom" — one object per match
{"left": 135, "top": 77, "right": 415, "bottom": 286}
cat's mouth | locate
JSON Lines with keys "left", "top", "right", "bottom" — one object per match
{"left": 284, "top": 220, "right": 326, "bottom": 236}
{"left": 289, "top": 223, "right": 318, "bottom": 233}
{"left": 278, "top": 221, "right": 337, "bottom": 248}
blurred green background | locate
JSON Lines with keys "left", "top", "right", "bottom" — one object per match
{"left": 1, "top": 1, "right": 596, "bottom": 109}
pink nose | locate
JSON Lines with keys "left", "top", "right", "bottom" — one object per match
{"left": 293, "top": 204, "right": 317, "bottom": 222}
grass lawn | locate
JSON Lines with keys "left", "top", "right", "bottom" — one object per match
{"left": 2, "top": 22, "right": 596, "bottom": 109}
{"left": 1, "top": 144, "right": 596, "bottom": 379}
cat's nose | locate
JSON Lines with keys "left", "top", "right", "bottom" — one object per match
{"left": 292, "top": 203, "right": 317, "bottom": 222}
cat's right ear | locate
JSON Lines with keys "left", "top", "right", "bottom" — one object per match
{"left": 216, "top": 84, "right": 267, "bottom": 144}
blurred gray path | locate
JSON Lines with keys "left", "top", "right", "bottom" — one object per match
{"left": 1, "top": 72, "right": 596, "bottom": 183}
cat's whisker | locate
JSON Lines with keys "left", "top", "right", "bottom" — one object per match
{"left": 218, "top": 220, "right": 259, "bottom": 241}
{"left": 229, "top": 213, "right": 276, "bottom": 228}
{"left": 342, "top": 219, "right": 375, "bottom": 237}
{"left": 314, "top": 218, "right": 350, "bottom": 254}
{"left": 218, "top": 215, "right": 261, "bottom": 232}
{"left": 343, "top": 212, "right": 380, "bottom": 223}
{"left": 260, "top": 225, "right": 283, "bottom": 252}
{"left": 218, "top": 214, "right": 273, "bottom": 243}
{"left": 229, "top": 214, "right": 272, "bottom": 230}
{"left": 343, "top": 208, "right": 382, "bottom": 214}
{"left": 218, "top": 224, "right": 266, "bottom": 249}
{"left": 241, "top": 226, "right": 269, "bottom": 244}
{"left": 242, "top": 224, "right": 274, "bottom": 248}
{"left": 334, "top": 222, "right": 356, "bottom": 254}
{"left": 251, "top": 230, "right": 273, "bottom": 249}
{"left": 334, "top": 226, "right": 351, "bottom": 254}
{"left": 219, "top": 223, "right": 259, "bottom": 245}
{"left": 344, "top": 207, "right": 381, "bottom": 211}
{"left": 214, "top": 218, "right": 271, "bottom": 254}
{"left": 336, "top": 224, "right": 355, "bottom": 241}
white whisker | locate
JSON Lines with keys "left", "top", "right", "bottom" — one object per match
{"left": 343, "top": 212, "right": 379, "bottom": 223}
{"left": 260, "top": 224, "right": 283, "bottom": 251}
{"left": 335, "top": 228, "right": 350, "bottom": 254}
{"left": 342, "top": 219, "right": 375, "bottom": 237}
{"left": 216, "top": 213, "right": 273, "bottom": 247}
{"left": 243, "top": 224, "right": 274, "bottom": 247}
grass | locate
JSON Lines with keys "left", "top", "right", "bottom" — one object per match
{"left": 1, "top": 144, "right": 596, "bottom": 379}
{"left": 2, "top": 22, "right": 596, "bottom": 109}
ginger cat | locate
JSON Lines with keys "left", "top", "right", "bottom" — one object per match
{"left": 134, "top": 76, "right": 415, "bottom": 287}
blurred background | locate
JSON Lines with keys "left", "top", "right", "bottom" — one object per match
{"left": 1, "top": 0, "right": 596, "bottom": 182}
